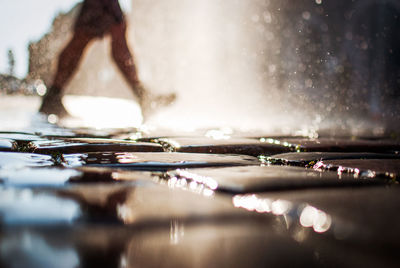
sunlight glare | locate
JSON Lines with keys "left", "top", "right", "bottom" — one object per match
{"left": 63, "top": 95, "right": 142, "bottom": 129}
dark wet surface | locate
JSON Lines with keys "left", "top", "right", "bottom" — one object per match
{"left": 139, "top": 137, "right": 293, "bottom": 156}
{"left": 30, "top": 139, "right": 164, "bottom": 154}
{"left": 267, "top": 138, "right": 400, "bottom": 153}
{"left": 0, "top": 129, "right": 400, "bottom": 267}
{"left": 267, "top": 152, "right": 400, "bottom": 166}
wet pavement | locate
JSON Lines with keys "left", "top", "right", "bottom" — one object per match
{"left": 0, "top": 126, "right": 400, "bottom": 267}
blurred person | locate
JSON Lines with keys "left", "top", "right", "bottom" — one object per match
{"left": 39, "top": 0, "right": 175, "bottom": 120}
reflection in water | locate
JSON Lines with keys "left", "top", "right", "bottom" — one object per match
{"left": 0, "top": 167, "right": 81, "bottom": 186}
{"left": 170, "top": 220, "right": 185, "bottom": 245}
{"left": 0, "top": 187, "right": 81, "bottom": 224}
{"left": 299, "top": 205, "right": 332, "bottom": 233}
{"left": 0, "top": 231, "right": 80, "bottom": 268}
{"left": 233, "top": 194, "right": 332, "bottom": 234}
{"left": 117, "top": 203, "right": 134, "bottom": 224}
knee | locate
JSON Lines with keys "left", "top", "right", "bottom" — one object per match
{"left": 111, "top": 40, "right": 132, "bottom": 63}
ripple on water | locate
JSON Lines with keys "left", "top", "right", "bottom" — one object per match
{"left": 0, "top": 152, "right": 54, "bottom": 169}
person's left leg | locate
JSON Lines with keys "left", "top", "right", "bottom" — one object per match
{"left": 39, "top": 29, "right": 94, "bottom": 117}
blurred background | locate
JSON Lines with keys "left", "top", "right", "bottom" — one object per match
{"left": 0, "top": 0, "right": 399, "bottom": 134}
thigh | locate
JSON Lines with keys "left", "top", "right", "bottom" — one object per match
{"left": 75, "top": 0, "right": 124, "bottom": 37}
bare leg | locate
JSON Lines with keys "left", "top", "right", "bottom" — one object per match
{"left": 110, "top": 21, "right": 146, "bottom": 99}
{"left": 110, "top": 22, "right": 176, "bottom": 120}
{"left": 39, "top": 30, "right": 93, "bottom": 116}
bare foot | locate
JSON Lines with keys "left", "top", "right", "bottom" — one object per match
{"left": 39, "top": 87, "right": 70, "bottom": 118}
{"left": 140, "top": 92, "right": 176, "bottom": 122}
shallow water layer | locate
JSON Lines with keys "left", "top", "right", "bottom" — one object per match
{"left": 0, "top": 97, "right": 400, "bottom": 268}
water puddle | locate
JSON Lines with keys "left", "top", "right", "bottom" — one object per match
{"left": 63, "top": 152, "right": 260, "bottom": 171}
{"left": 30, "top": 139, "right": 163, "bottom": 154}
{"left": 0, "top": 152, "right": 54, "bottom": 169}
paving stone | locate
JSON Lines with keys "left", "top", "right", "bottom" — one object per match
{"left": 267, "top": 152, "right": 400, "bottom": 167}
{"left": 0, "top": 222, "right": 322, "bottom": 268}
{"left": 120, "top": 221, "right": 388, "bottom": 268}
{"left": 30, "top": 139, "right": 163, "bottom": 154}
{"left": 140, "top": 137, "right": 293, "bottom": 156}
{"left": 240, "top": 187, "right": 400, "bottom": 246}
{"left": 70, "top": 167, "right": 156, "bottom": 184}
{"left": 166, "top": 165, "right": 382, "bottom": 194}
{"left": 0, "top": 187, "right": 396, "bottom": 267}
{"left": 264, "top": 138, "right": 400, "bottom": 153}
{"left": 63, "top": 152, "right": 260, "bottom": 171}
{"left": 314, "top": 159, "right": 400, "bottom": 179}
{"left": 1, "top": 125, "right": 400, "bottom": 268}
{"left": 0, "top": 152, "right": 54, "bottom": 169}
{"left": 63, "top": 183, "right": 251, "bottom": 224}
{"left": 232, "top": 186, "right": 400, "bottom": 267}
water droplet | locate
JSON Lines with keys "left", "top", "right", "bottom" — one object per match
{"left": 302, "top": 11, "right": 311, "bottom": 20}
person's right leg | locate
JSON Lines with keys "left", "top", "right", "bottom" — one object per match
{"left": 110, "top": 21, "right": 145, "bottom": 99}
{"left": 39, "top": 30, "right": 93, "bottom": 116}
{"left": 109, "top": 22, "right": 176, "bottom": 120}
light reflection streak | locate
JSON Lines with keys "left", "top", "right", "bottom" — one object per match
{"left": 175, "top": 169, "right": 218, "bottom": 190}
{"left": 259, "top": 138, "right": 301, "bottom": 152}
{"left": 117, "top": 203, "right": 134, "bottom": 224}
{"left": 233, "top": 194, "right": 332, "bottom": 234}
{"left": 299, "top": 205, "right": 332, "bottom": 233}
{"left": 170, "top": 220, "right": 185, "bottom": 245}
{"left": 116, "top": 153, "right": 140, "bottom": 164}
{"left": 313, "top": 161, "right": 365, "bottom": 178}
{"left": 160, "top": 172, "right": 215, "bottom": 197}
